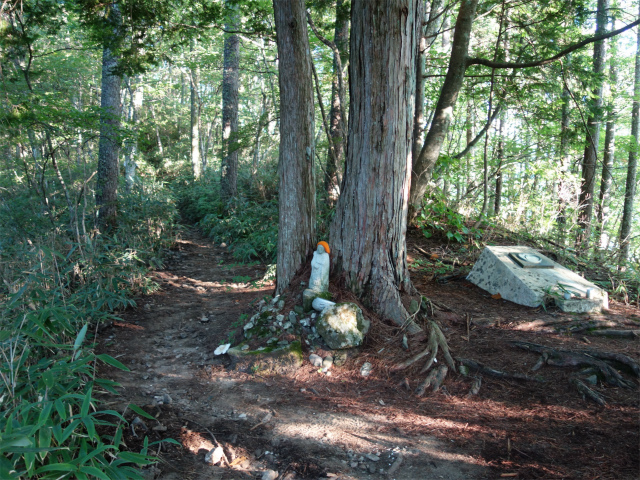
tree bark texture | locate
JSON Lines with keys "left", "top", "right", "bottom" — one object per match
{"left": 577, "top": 0, "right": 608, "bottom": 248}
{"left": 273, "top": 0, "right": 316, "bottom": 294}
{"left": 96, "top": 4, "right": 122, "bottom": 229}
{"left": 324, "top": 0, "right": 349, "bottom": 202}
{"left": 330, "top": 0, "right": 422, "bottom": 331}
{"left": 221, "top": 5, "right": 240, "bottom": 204}
{"left": 619, "top": 5, "right": 639, "bottom": 263}
{"left": 596, "top": 20, "right": 618, "bottom": 249}
{"left": 411, "top": 0, "right": 444, "bottom": 167}
{"left": 409, "top": 0, "right": 479, "bottom": 218}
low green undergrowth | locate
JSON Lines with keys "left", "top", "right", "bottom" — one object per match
{"left": 0, "top": 184, "right": 178, "bottom": 478}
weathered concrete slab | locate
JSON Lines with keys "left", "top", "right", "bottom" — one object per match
{"left": 467, "top": 246, "right": 608, "bottom": 313}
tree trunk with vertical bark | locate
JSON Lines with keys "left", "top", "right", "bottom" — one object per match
{"left": 190, "top": 45, "right": 201, "bottom": 179}
{"left": 577, "top": 0, "right": 608, "bottom": 249}
{"left": 596, "top": 19, "right": 617, "bottom": 250}
{"left": 221, "top": 3, "right": 240, "bottom": 205}
{"left": 330, "top": 0, "right": 422, "bottom": 332}
{"left": 494, "top": 113, "right": 504, "bottom": 216}
{"left": 556, "top": 78, "right": 571, "bottom": 244}
{"left": 409, "top": 0, "right": 479, "bottom": 219}
{"left": 273, "top": 0, "right": 316, "bottom": 295}
{"left": 619, "top": 5, "right": 639, "bottom": 264}
{"left": 324, "top": 0, "right": 349, "bottom": 202}
{"left": 96, "top": 3, "right": 122, "bottom": 229}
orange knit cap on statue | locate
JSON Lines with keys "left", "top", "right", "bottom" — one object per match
{"left": 317, "top": 241, "right": 330, "bottom": 254}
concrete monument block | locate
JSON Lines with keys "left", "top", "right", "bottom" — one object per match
{"left": 467, "top": 246, "right": 608, "bottom": 313}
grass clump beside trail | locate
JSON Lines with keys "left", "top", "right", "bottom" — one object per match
{"left": 0, "top": 183, "right": 179, "bottom": 479}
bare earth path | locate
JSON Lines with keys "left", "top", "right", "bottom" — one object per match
{"left": 96, "top": 230, "right": 487, "bottom": 480}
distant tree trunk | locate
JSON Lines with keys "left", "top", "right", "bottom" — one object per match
{"left": 556, "top": 79, "right": 571, "bottom": 244}
{"left": 409, "top": 0, "right": 479, "bottom": 219}
{"left": 123, "top": 76, "right": 141, "bottom": 193}
{"left": 273, "top": 0, "right": 316, "bottom": 294}
{"left": 322, "top": 0, "right": 349, "bottom": 202}
{"left": 221, "top": 3, "right": 240, "bottom": 205}
{"left": 619, "top": 7, "right": 639, "bottom": 264}
{"left": 190, "top": 42, "right": 201, "bottom": 179}
{"left": 96, "top": 3, "right": 122, "bottom": 229}
{"left": 149, "top": 103, "right": 164, "bottom": 155}
{"left": 412, "top": 0, "right": 444, "bottom": 171}
{"left": 577, "top": 0, "right": 608, "bottom": 249}
{"left": 596, "top": 18, "right": 618, "bottom": 250}
{"left": 330, "top": 0, "right": 422, "bottom": 332}
{"left": 494, "top": 113, "right": 504, "bottom": 216}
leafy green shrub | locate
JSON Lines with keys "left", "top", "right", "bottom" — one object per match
{"left": 416, "top": 199, "right": 482, "bottom": 243}
{"left": 0, "top": 181, "right": 178, "bottom": 478}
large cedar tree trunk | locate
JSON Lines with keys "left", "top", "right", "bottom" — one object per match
{"left": 96, "top": 4, "right": 122, "bottom": 229}
{"left": 273, "top": 0, "right": 316, "bottom": 294}
{"left": 324, "top": 0, "right": 349, "bottom": 201}
{"left": 221, "top": 5, "right": 240, "bottom": 205}
{"left": 330, "top": 0, "right": 422, "bottom": 332}
{"left": 577, "top": 0, "right": 608, "bottom": 248}
{"left": 619, "top": 5, "right": 639, "bottom": 264}
{"left": 409, "top": 0, "right": 479, "bottom": 219}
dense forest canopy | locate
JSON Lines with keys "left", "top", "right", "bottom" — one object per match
{"left": 0, "top": 0, "right": 638, "bottom": 475}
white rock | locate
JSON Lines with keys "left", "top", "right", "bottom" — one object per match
{"left": 309, "top": 354, "right": 323, "bottom": 367}
{"left": 312, "top": 297, "right": 336, "bottom": 312}
{"left": 366, "top": 453, "right": 380, "bottom": 462}
{"left": 276, "top": 314, "right": 285, "bottom": 322}
{"left": 243, "top": 322, "right": 254, "bottom": 331}
{"left": 205, "top": 446, "right": 224, "bottom": 465}
{"left": 361, "top": 362, "right": 373, "bottom": 377}
{"left": 214, "top": 344, "right": 231, "bottom": 355}
{"left": 262, "top": 470, "right": 279, "bottom": 480}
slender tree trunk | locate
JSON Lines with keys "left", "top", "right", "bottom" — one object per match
{"left": 273, "top": 0, "right": 316, "bottom": 294}
{"left": 409, "top": 0, "right": 479, "bottom": 219}
{"left": 412, "top": 0, "right": 444, "bottom": 171}
{"left": 577, "top": 0, "right": 608, "bottom": 248}
{"left": 596, "top": 19, "right": 618, "bottom": 250}
{"left": 149, "top": 103, "right": 164, "bottom": 156}
{"left": 96, "top": 3, "right": 122, "bottom": 229}
{"left": 123, "top": 76, "right": 140, "bottom": 193}
{"left": 330, "top": 0, "right": 422, "bottom": 332}
{"left": 556, "top": 79, "right": 571, "bottom": 244}
{"left": 619, "top": 5, "right": 640, "bottom": 264}
{"left": 494, "top": 113, "right": 504, "bottom": 216}
{"left": 190, "top": 43, "right": 202, "bottom": 179}
{"left": 320, "top": 0, "right": 349, "bottom": 202}
{"left": 221, "top": 3, "right": 240, "bottom": 205}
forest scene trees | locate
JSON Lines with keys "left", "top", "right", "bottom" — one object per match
{"left": 0, "top": 0, "right": 639, "bottom": 478}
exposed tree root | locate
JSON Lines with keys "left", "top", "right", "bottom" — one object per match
{"left": 586, "top": 329, "right": 640, "bottom": 339}
{"left": 457, "top": 358, "right": 543, "bottom": 382}
{"left": 511, "top": 341, "right": 636, "bottom": 389}
{"left": 570, "top": 377, "right": 606, "bottom": 407}
{"left": 393, "top": 319, "right": 456, "bottom": 374}
{"left": 415, "top": 365, "right": 448, "bottom": 396}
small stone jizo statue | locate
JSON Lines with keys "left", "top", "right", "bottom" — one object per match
{"left": 303, "top": 241, "right": 331, "bottom": 311}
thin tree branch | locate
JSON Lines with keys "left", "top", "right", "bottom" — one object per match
{"left": 467, "top": 19, "right": 640, "bottom": 69}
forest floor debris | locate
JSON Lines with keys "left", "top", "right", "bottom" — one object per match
{"left": 96, "top": 228, "right": 639, "bottom": 479}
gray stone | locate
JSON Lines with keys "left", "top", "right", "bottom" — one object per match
{"left": 316, "top": 303, "right": 370, "bottom": 350}
{"left": 322, "top": 356, "right": 333, "bottom": 371}
{"left": 366, "top": 454, "right": 380, "bottom": 462}
{"left": 467, "top": 246, "right": 608, "bottom": 313}
{"left": 309, "top": 353, "right": 323, "bottom": 367}
{"left": 360, "top": 362, "right": 373, "bottom": 377}
{"left": 312, "top": 297, "right": 335, "bottom": 312}
{"left": 262, "top": 470, "right": 278, "bottom": 480}
{"left": 289, "top": 311, "right": 298, "bottom": 324}
{"left": 585, "top": 375, "right": 598, "bottom": 385}
{"left": 277, "top": 300, "right": 285, "bottom": 310}
{"left": 276, "top": 314, "right": 285, "bottom": 322}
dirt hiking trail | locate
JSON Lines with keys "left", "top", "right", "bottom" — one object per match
{"left": 96, "top": 229, "right": 639, "bottom": 480}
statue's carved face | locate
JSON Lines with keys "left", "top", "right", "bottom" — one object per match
{"left": 317, "top": 245, "right": 326, "bottom": 254}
